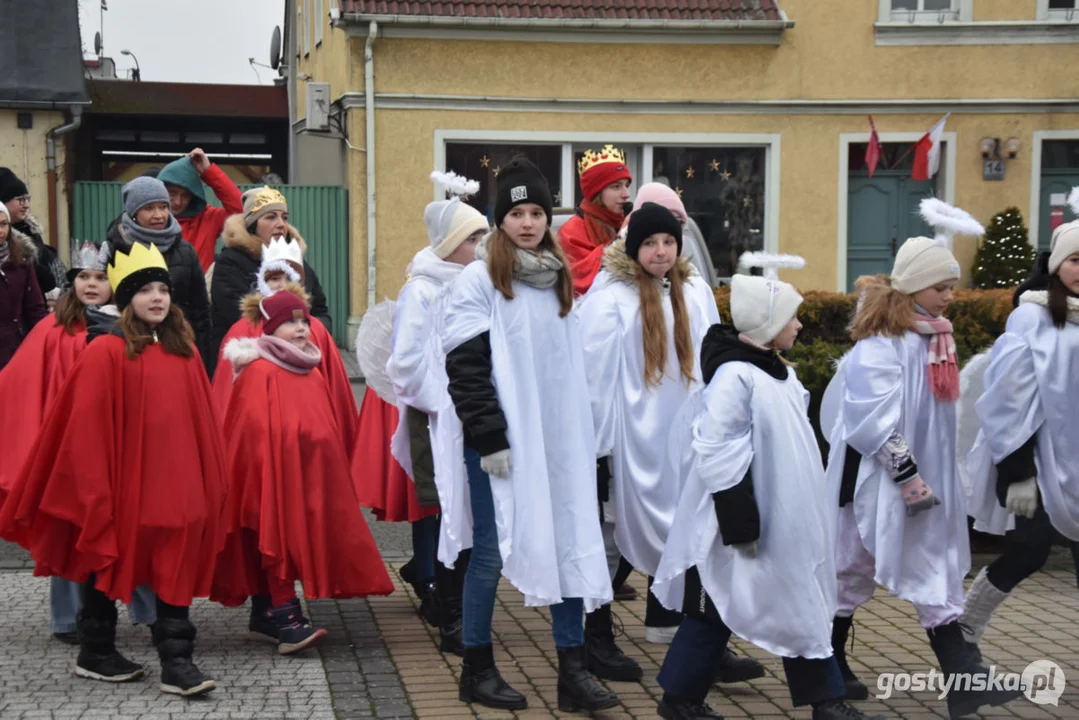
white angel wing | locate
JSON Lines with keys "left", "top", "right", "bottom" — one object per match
{"left": 354, "top": 299, "right": 397, "bottom": 404}
{"left": 818, "top": 351, "right": 851, "bottom": 444}
{"left": 956, "top": 351, "right": 992, "bottom": 498}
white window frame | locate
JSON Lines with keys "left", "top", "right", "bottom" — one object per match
{"left": 1029, "top": 130, "right": 1079, "bottom": 249}
{"left": 836, "top": 130, "right": 957, "bottom": 292}
{"left": 434, "top": 130, "right": 781, "bottom": 255}
{"left": 879, "top": 0, "right": 970, "bottom": 23}
{"left": 1037, "top": 0, "right": 1079, "bottom": 21}
{"left": 303, "top": 0, "right": 310, "bottom": 56}
{"left": 315, "top": 0, "right": 324, "bottom": 45}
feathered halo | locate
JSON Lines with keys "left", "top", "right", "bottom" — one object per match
{"left": 1067, "top": 186, "right": 1079, "bottom": 216}
{"left": 430, "top": 170, "right": 480, "bottom": 199}
{"left": 737, "top": 251, "right": 807, "bottom": 281}
{"left": 919, "top": 198, "right": 984, "bottom": 249}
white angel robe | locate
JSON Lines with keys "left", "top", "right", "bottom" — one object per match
{"left": 966, "top": 299, "right": 1079, "bottom": 540}
{"left": 653, "top": 362, "right": 836, "bottom": 659}
{"left": 440, "top": 260, "right": 613, "bottom": 610}
{"left": 823, "top": 333, "right": 970, "bottom": 610}
{"left": 577, "top": 261, "right": 719, "bottom": 576}
{"left": 386, "top": 247, "right": 463, "bottom": 478}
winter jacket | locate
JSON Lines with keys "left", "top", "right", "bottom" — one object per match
{"left": 444, "top": 330, "right": 509, "bottom": 456}
{"left": 0, "top": 229, "right": 48, "bottom": 368}
{"left": 209, "top": 215, "right": 331, "bottom": 374}
{"left": 105, "top": 218, "right": 214, "bottom": 374}
{"left": 156, "top": 158, "right": 243, "bottom": 272}
{"left": 12, "top": 215, "right": 67, "bottom": 298}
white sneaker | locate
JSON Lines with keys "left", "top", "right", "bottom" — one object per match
{"left": 645, "top": 625, "right": 679, "bottom": 645}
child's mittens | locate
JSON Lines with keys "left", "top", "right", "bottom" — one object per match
{"left": 875, "top": 431, "right": 940, "bottom": 517}
{"left": 1005, "top": 477, "right": 1038, "bottom": 519}
{"left": 898, "top": 473, "right": 941, "bottom": 517}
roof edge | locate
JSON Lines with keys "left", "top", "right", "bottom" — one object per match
{"left": 339, "top": 12, "right": 794, "bottom": 33}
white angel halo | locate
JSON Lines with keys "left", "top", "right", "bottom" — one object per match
{"left": 919, "top": 197, "right": 985, "bottom": 248}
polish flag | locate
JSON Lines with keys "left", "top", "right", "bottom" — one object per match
{"left": 911, "top": 114, "right": 948, "bottom": 181}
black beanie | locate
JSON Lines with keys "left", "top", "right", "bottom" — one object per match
{"left": 626, "top": 202, "right": 682, "bottom": 262}
{"left": 494, "top": 157, "right": 553, "bottom": 228}
{"left": 0, "top": 167, "right": 28, "bottom": 204}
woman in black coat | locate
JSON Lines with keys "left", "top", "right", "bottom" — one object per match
{"left": 0, "top": 201, "right": 48, "bottom": 368}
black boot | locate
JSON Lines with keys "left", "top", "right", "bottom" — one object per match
{"left": 831, "top": 615, "right": 869, "bottom": 701}
{"left": 399, "top": 557, "right": 421, "bottom": 595}
{"left": 152, "top": 613, "right": 216, "bottom": 697}
{"left": 418, "top": 580, "right": 440, "bottom": 627}
{"left": 435, "top": 556, "right": 465, "bottom": 656}
{"left": 557, "top": 645, "right": 620, "bottom": 713}
{"left": 248, "top": 594, "right": 277, "bottom": 643}
{"left": 927, "top": 622, "right": 1022, "bottom": 719}
{"left": 458, "top": 644, "right": 527, "bottom": 710}
{"left": 812, "top": 699, "right": 886, "bottom": 720}
{"left": 713, "top": 647, "right": 765, "bottom": 684}
{"left": 75, "top": 600, "right": 145, "bottom": 683}
{"left": 657, "top": 692, "right": 725, "bottom": 719}
{"left": 271, "top": 599, "right": 328, "bottom": 655}
{"left": 583, "top": 604, "right": 643, "bottom": 682}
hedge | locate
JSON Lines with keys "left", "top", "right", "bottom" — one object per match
{"left": 712, "top": 286, "right": 1015, "bottom": 453}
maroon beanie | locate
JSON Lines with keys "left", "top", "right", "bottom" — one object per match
{"left": 259, "top": 291, "right": 311, "bottom": 336}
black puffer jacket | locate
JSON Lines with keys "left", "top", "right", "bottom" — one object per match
{"left": 106, "top": 218, "right": 214, "bottom": 373}
{"left": 209, "top": 215, "right": 331, "bottom": 374}
{"left": 445, "top": 330, "right": 509, "bottom": 456}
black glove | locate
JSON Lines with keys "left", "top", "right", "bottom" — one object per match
{"left": 712, "top": 468, "right": 760, "bottom": 547}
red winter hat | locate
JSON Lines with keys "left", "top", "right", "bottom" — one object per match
{"left": 578, "top": 144, "right": 632, "bottom": 202}
{"left": 259, "top": 290, "right": 311, "bottom": 336}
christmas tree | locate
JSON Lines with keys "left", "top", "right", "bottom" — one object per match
{"left": 972, "top": 207, "right": 1035, "bottom": 289}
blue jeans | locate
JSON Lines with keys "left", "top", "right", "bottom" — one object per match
{"left": 50, "top": 578, "right": 157, "bottom": 633}
{"left": 412, "top": 514, "right": 440, "bottom": 584}
{"left": 462, "top": 446, "right": 584, "bottom": 650}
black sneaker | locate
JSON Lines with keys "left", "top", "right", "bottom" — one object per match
{"left": 278, "top": 623, "right": 329, "bottom": 655}
{"left": 248, "top": 609, "right": 278, "bottom": 643}
{"left": 812, "top": 699, "right": 885, "bottom": 720}
{"left": 160, "top": 657, "right": 216, "bottom": 697}
{"left": 53, "top": 631, "right": 80, "bottom": 646}
{"left": 75, "top": 650, "right": 146, "bottom": 683}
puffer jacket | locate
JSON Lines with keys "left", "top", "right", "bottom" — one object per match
{"left": 0, "top": 229, "right": 48, "bottom": 368}
{"left": 209, "top": 214, "right": 331, "bottom": 374}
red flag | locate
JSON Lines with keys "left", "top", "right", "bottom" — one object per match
{"left": 911, "top": 114, "right": 948, "bottom": 181}
{"left": 865, "top": 115, "right": 883, "bottom": 178}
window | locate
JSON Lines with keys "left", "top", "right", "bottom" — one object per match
{"left": 651, "top": 146, "right": 767, "bottom": 278}
{"left": 303, "top": 0, "right": 310, "bottom": 55}
{"left": 445, "top": 143, "right": 564, "bottom": 224}
{"left": 315, "top": 0, "right": 323, "bottom": 45}
{"left": 1048, "top": 0, "right": 1078, "bottom": 19}
{"left": 884, "top": 0, "right": 962, "bottom": 21}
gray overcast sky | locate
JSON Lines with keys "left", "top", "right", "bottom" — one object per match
{"left": 77, "top": 0, "right": 286, "bottom": 85}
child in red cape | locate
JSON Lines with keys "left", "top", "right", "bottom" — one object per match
{"left": 0, "top": 241, "right": 225, "bottom": 697}
{"left": 210, "top": 237, "right": 357, "bottom": 457}
{"left": 212, "top": 289, "right": 393, "bottom": 655}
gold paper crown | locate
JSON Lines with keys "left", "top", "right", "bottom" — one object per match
{"left": 107, "top": 242, "right": 169, "bottom": 293}
{"left": 577, "top": 144, "right": 627, "bottom": 177}
{"left": 248, "top": 186, "right": 287, "bottom": 216}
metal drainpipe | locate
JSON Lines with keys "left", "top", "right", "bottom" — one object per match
{"left": 45, "top": 107, "right": 83, "bottom": 250}
{"left": 364, "top": 21, "right": 378, "bottom": 312}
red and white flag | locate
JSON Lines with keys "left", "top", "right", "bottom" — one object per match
{"left": 911, "top": 114, "right": 948, "bottom": 181}
{"left": 865, "top": 115, "right": 883, "bottom": 178}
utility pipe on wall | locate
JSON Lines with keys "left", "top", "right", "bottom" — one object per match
{"left": 45, "top": 108, "right": 82, "bottom": 250}
{"left": 364, "top": 21, "right": 378, "bottom": 312}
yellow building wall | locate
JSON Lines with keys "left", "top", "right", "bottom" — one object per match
{"left": 974, "top": 0, "right": 1038, "bottom": 21}
{"left": 0, "top": 110, "right": 72, "bottom": 261}
{"left": 295, "top": 1, "right": 355, "bottom": 121}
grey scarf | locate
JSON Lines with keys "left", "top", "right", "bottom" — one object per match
{"left": 120, "top": 213, "right": 181, "bottom": 253}
{"left": 0, "top": 237, "right": 10, "bottom": 267}
{"left": 474, "top": 237, "right": 564, "bottom": 289}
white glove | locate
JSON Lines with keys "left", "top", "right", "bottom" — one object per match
{"left": 733, "top": 540, "right": 759, "bottom": 559}
{"left": 481, "top": 449, "right": 513, "bottom": 479}
{"left": 1005, "top": 477, "right": 1038, "bottom": 519}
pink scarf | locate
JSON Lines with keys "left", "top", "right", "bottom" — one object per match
{"left": 256, "top": 335, "right": 322, "bottom": 374}
{"left": 911, "top": 313, "right": 959, "bottom": 402}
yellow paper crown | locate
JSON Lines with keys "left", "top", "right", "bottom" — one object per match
{"left": 248, "top": 186, "right": 287, "bottom": 216}
{"left": 577, "top": 144, "right": 627, "bottom": 177}
{"left": 107, "top": 241, "right": 169, "bottom": 293}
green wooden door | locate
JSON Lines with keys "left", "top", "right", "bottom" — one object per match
{"left": 1039, "top": 170, "right": 1079, "bottom": 251}
{"left": 847, "top": 172, "right": 935, "bottom": 291}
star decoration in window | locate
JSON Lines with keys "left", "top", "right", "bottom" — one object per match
{"left": 480, "top": 155, "right": 490, "bottom": 168}
{"left": 709, "top": 159, "right": 721, "bottom": 172}
{"left": 719, "top": 169, "right": 733, "bottom": 181}
{"left": 685, "top": 166, "right": 696, "bottom": 179}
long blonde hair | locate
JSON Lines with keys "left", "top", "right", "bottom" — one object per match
{"left": 848, "top": 274, "right": 915, "bottom": 341}
{"left": 485, "top": 228, "right": 574, "bottom": 317}
{"left": 638, "top": 261, "right": 695, "bottom": 388}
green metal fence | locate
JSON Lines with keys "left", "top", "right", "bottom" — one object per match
{"left": 71, "top": 182, "right": 351, "bottom": 346}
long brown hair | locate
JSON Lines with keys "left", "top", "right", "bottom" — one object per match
{"left": 638, "top": 262, "right": 695, "bottom": 388}
{"left": 118, "top": 304, "right": 195, "bottom": 359}
{"left": 486, "top": 228, "right": 574, "bottom": 317}
{"left": 53, "top": 291, "right": 88, "bottom": 335}
{"left": 848, "top": 274, "right": 915, "bottom": 341}
{"left": 1048, "top": 274, "right": 1072, "bottom": 329}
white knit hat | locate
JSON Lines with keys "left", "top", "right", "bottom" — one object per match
{"left": 1049, "top": 188, "right": 1079, "bottom": 275}
{"left": 891, "top": 199, "right": 982, "bottom": 295}
{"left": 426, "top": 171, "right": 489, "bottom": 260}
{"left": 730, "top": 253, "right": 806, "bottom": 346}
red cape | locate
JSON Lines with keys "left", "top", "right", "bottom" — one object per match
{"left": 557, "top": 214, "right": 607, "bottom": 297}
{"left": 0, "top": 336, "right": 227, "bottom": 606}
{"left": 211, "top": 357, "right": 393, "bottom": 605}
{"left": 0, "top": 316, "right": 86, "bottom": 504}
{"left": 213, "top": 316, "right": 358, "bottom": 458}
{"left": 351, "top": 386, "right": 438, "bottom": 523}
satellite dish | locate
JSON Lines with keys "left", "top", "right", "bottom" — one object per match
{"left": 94, "top": 31, "right": 102, "bottom": 56}
{"left": 269, "top": 26, "right": 282, "bottom": 70}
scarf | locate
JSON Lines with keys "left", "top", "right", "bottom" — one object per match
{"left": 911, "top": 312, "right": 959, "bottom": 402}
{"left": 120, "top": 213, "right": 182, "bottom": 253}
{"left": 474, "top": 237, "right": 565, "bottom": 289}
{"left": 563, "top": 199, "right": 624, "bottom": 295}
{"left": 1019, "top": 289, "right": 1079, "bottom": 325}
{"left": 256, "top": 335, "right": 322, "bottom": 374}
{"left": 0, "top": 237, "right": 10, "bottom": 267}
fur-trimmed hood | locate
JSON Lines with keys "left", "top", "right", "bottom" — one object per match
{"left": 222, "top": 214, "right": 307, "bottom": 262}
{"left": 222, "top": 336, "right": 261, "bottom": 373}
{"left": 4, "top": 226, "right": 39, "bottom": 266}
{"left": 600, "top": 237, "right": 694, "bottom": 284}
{"left": 239, "top": 281, "right": 312, "bottom": 325}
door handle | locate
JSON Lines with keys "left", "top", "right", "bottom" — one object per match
{"left": 891, "top": 237, "right": 897, "bottom": 256}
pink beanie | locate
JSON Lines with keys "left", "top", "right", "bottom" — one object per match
{"left": 621, "top": 183, "right": 688, "bottom": 233}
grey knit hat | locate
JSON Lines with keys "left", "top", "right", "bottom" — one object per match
{"left": 122, "top": 177, "right": 170, "bottom": 216}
